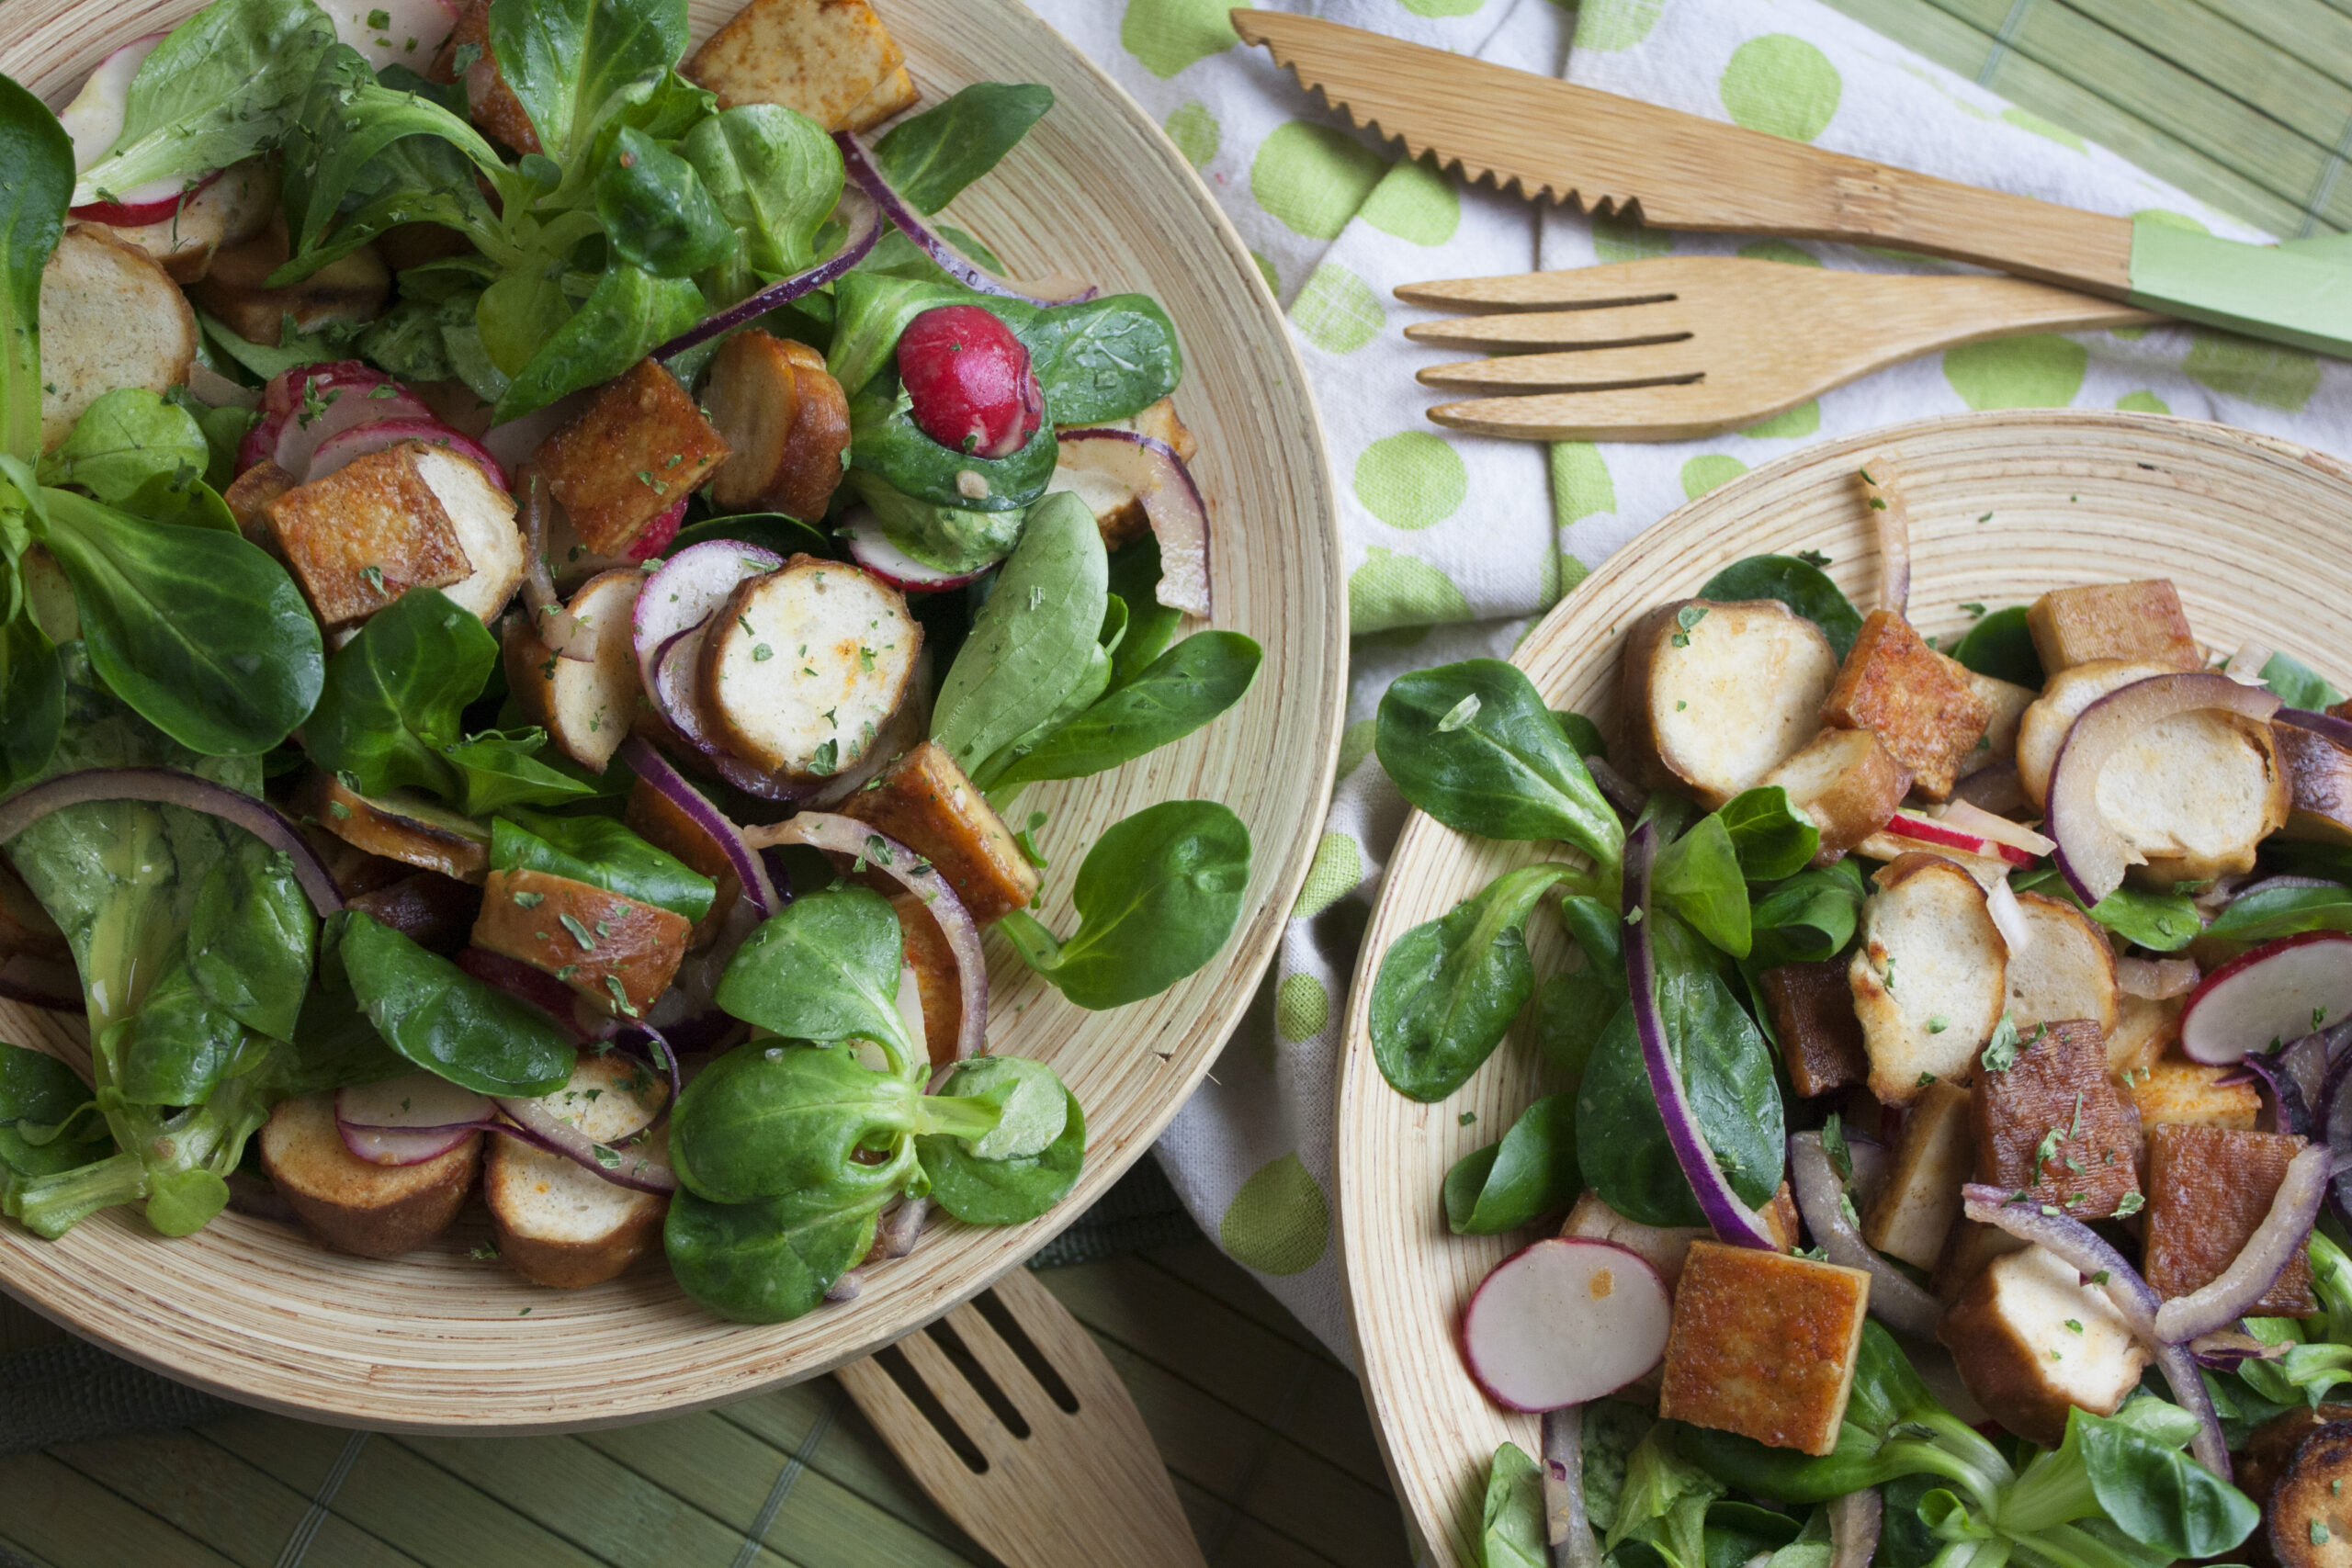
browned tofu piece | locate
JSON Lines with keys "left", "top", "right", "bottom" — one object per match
{"left": 2262, "top": 1420, "right": 2352, "bottom": 1568}
{"left": 301, "top": 773, "right": 491, "bottom": 884}
{"left": 892, "top": 888, "right": 962, "bottom": 1069}
{"left": 838, "top": 740, "right": 1039, "bottom": 924}
{"left": 1820, "top": 611, "right": 1991, "bottom": 800}
{"left": 187, "top": 212, "right": 389, "bottom": 346}
{"left": 838, "top": 64, "right": 919, "bottom": 132}
{"left": 534, "top": 359, "right": 729, "bottom": 556}
{"left": 2026, "top": 581, "right": 2200, "bottom": 674}
{"left": 1932, "top": 1218, "right": 2026, "bottom": 1303}
{"left": 2143, "top": 1123, "right": 2315, "bottom": 1316}
{"left": 259, "top": 1092, "right": 481, "bottom": 1258}
{"left": 1863, "top": 1078, "right": 1973, "bottom": 1269}
{"left": 2105, "top": 994, "right": 2182, "bottom": 1080}
{"left": 1971, "top": 1018, "right": 2142, "bottom": 1219}
{"left": 433, "top": 0, "right": 541, "bottom": 154}
{"left": 1658, "top": 1242, "right": 1871, "bottom": 1456}
{"left": 1936, "top": 654, "right": 2034, "bottom": 777}
{"left": 2125, "top": 1051, "right": 2259, "bottom": 1133}
{"left": 470, "top": 867, "right": 692, "bottom": 1017}
{"left": 684, "top": 0, "right": 908, "bottom": 128}
{"left": 222, "top": 457, "right": 297, "bottom": 541}
{"left": 1939, "top": 1243, "right": 2150, "bottom": 1447}
{"left": 2277, "top": 722, "right": 2352, "bottom": 846}
{"left": 1758, "top": 727, "right": 1911, "bottom": 863}
{"left": 264, "top": 446, "right": 473, "bottom": 626}
{"left": 702, "top": 332, "right": 849, "bottom": 522}
{"left": 1758, "top": 960, "right": 1868, "bottom": 1098}
{"left": 624, "top": 775, "right": 741, "bottom": 947}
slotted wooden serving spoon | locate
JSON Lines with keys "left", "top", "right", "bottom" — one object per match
{"left": 1398, "top": 256, "right": 2162, "bottom": 441}
{"left": 836, "top": 1266, "right": 1208, "bottom": 1568}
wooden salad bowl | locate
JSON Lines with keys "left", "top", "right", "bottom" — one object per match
{"left": 0, "top": 0, "right": 1345, "bottom": 1429}
{"left": 1335, "top": 410, "right": 2352, "bottom": 1568}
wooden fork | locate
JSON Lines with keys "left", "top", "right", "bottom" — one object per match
{"left": 1397, "top": 256, "right": 2163, "bottom": 441}
{"left": 835, "top": 1265, "right": 1208, "bottom": 1568}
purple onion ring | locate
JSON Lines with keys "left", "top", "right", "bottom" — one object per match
{"left": 0, "top": 768, "right": 342, "bottom": 917}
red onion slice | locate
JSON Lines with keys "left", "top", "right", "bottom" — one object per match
{"left": 2280, "top": 707, "right": 2352, "bottom": 751}
{"left": 517, "top": 469, "right": 595, "bottom": 663}
{"left": 2152, "top": 1144, "right": 2331, "bottom": 1344}
{"left": 493, "top": 1094, "right": 677, "bottom": 1194}
{"left": 655, "top": 186, "right": 888, "bottom": 361}
{"left": 748, "top": 812, "right": 987, "bottom": 1065}
{"left": 1541, "top": 1406, "right": 1600, "bottom": 1568}
{"left": 1789, "top": 1133, "right": 1942, "bottom": 1337}
{"left": 1858, "top": 464, "right": 1909, "bottom": 616}
{"left": 1052, "top": 430, "right": 1212, "bottom": 617}
{"left": 1938, "top": 800, "right": 2056, "bottom": 860}
{"left": 1623, "top": 819, "right": 1779, "bottom": 1250}
{"left": 1985, "top": 876, "right": 2034, "bottom": 956}
{"left": 834, "top": 134, "right": 1098, "bottom": 308}
{"left": 336, "top": 1072, "right": 493, "bottom": 1133}
{"left": 1582, "top": 754, "right": 1645, "bottom": 818}
{"left": 2117, "top": 956, "right": 2199, "bottom": 1000}
{"left": 618, "top": 737, "right": 779, "bottom": 917}
{"left": 0, "top": 768, "right": 342, "bottom": 917}
{"left": 2045, "top": 673, "right": 2281, "bottom": 907}
{"left": 633, "top": 538, "right": 785, "bottom": 702}
{"left": 1827, "top": 1488, "right": 1883, "bottom": 1568}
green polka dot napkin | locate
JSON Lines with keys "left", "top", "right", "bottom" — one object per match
{"left": 1032, "top": 0, "right": 2346, "bottom": 1358}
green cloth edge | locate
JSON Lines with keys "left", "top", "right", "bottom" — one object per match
{"left": 2127, "top": 218, "right": 2352, "bottom": 355}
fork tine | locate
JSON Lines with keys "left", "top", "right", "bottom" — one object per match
{"left": 1403, "top": 299, "right": 1691, "bottom": 350}
{"left": 897, "top": 1323, "right": 1021, "bottom": 1461}
{"left": 1396, "top": 256, "right": 1695, "bottom": 310}
{"left": 1417, "top": 340, "right": 1709, "bottom": 391}
{"left": 1426, "top": 382, "right": 1803, "bottom": 442}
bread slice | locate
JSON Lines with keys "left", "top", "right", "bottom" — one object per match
{"left": 411, "top": 446, "right": 525, "bottom": 624}
{"left": 1758, "top": 727, "right": 1910, "bottom": 863}
{"left": 259, "top": 1090, "right": 480, "bottom": 1258}
{"left": 2002, "top": 892, "right": 2119, "bottom": 1034}
{"left": 503, "top": 569, "right": 643, "bottom": 771}
{"left": 1849, "top": 853, "right": 2008, "bottom": 1105}
{"left": 2015, "top": 659, "right": 2173, "bottom": 807}
{"left": 97, "top": 156, "right": 277, "bottom": 283}
{"left": 2095, "top": 707, "right": 2288, "bottom": 886}
{"left": 696, "top": 558, "right": 922, "bottom": 779}
{"left": 39, "top": 224, "right": 197, "bottom": 451}
{"left": 1623, "top": 599, "right": 1839, "bottom": 807}
{"left": 488, "top": 1054, "right": 669, "bottom": 1288}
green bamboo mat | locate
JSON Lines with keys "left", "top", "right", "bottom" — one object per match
{"left": 1815, "top": 0, "right": 2352, "bottom": 238}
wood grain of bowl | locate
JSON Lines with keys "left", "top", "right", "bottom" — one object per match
{"left": 0, "top": 0, "right": 1345, "bottom": 1430}
{"left": 1336, "top": 410, "right": 2352, "bottom": 1568}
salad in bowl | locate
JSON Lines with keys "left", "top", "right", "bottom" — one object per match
{"left": 0, "top": 0, "right": 1260, "bottom": 1325}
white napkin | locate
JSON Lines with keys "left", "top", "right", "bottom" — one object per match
{"left": 1023, "top": 0, "right": 2352, "bottom": 1359}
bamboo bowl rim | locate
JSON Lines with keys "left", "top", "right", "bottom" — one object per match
{"left": 0, "top": 0, "right": 1348, "bottom": 1430}
{"left": 1335, "top": 408, "right": 2352, "bottom": 1567}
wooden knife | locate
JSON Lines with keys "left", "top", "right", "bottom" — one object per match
{"left": 1229, "top": 9, "right": 2352, "bottom": 359}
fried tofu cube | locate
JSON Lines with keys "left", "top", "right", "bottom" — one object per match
{"left": 2125, "top": 1050, "right": 2259, "bottom": 1132}
{"left": 2026, "top": 581, "right": 2200, "bottom": 674}
{"left": 264, "top": 446, "right": 473, "bottom": 627}
{"left": 1820, "top": 611, "right": 1991, "bottom": 800}
{"left": 1758, "top": 960, "right": 1869, "bottom": 1098}
{"left": 1937, "top": 654, "right": 2034, "bottom": 776}
{"left": 684, "top": 0, "right": 909, "bottom": 130}
{"left": 2144, "top": 1123, "right": 2316, "bottom": 1315}
{"left": 1938, "top": 1244, "right": 2150, "bottom": 1447}
{"left": 1863, "top": 1078, "right": 1973, "bottom": 1269}
{"left": 1932, "top": 1218, "right": 2027, "bottom": 1303}
{"left": 2277, "top": 722, "right": 2352, "bottom": 846}
{"left": 535, "top": 359, "right": 729, "bottom": 557}
{"left": 892, "top": 888, "right": 962, "bottom": 1069}
{"left": 1849, "top": 853, "right": 2009, "bottom": 1105}
{"left": 1659, "top": 1242, "right": 1871, "bottom": 1456}
{"left": 839, "top": 64, "right": 919, "bottom": 132}
{"left": 1759, "top": 728, "right": 1911, "bottom": 863}
{"left": 470, "top": 868, "right": 692, "bottom": 1017}
{"left": 222, "top": 457, "right": 298, "bottom": 541}
{"left": 433, "top": 0, "right": 542, "bottom": 154}
{"left": 838, "top": 740, "right": 1039, "bottom": 924}
{"left": 1971, "top": 1018, "right": 2141, "bottom": 1219}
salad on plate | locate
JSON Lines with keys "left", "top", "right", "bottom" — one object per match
{"left": 1371, "top": 474, "right": 2352, "bottom": 1568}
{"left": 0, "top": 0, "right": 1261, "bottom": 1325}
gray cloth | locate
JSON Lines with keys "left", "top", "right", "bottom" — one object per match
{"left": 0, "top": 1158, "right": 1193, "bottom": 1456}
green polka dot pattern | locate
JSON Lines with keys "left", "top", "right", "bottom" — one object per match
{"left": 1719, "top": 35, "right": 1842, "bottom": 141}
{"left": 1292, "top": 831, "right": 1364, "bottom": 919}
{"left": 1219, "top": 1154, "right": 1331, "bottom": 1275}
{"left": 1291, "top": 262, "right": 1385, "bottom": 355}
{"left": 1943, "top": 335, "right": 2086, "bottom": 410}
{"left": 1275, "top": 974, "right": 1331, "bottom": 1042}
{"left": 1350, "top": 547, "right": 1471, "bottom": 632}
{"left": 1250, "top": 121, "right": 1388, "bottom": 240}
{"left": 1354, "top": 433, "right": 1468, "bottom": 530}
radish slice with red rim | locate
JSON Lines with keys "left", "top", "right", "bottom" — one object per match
{"left": 338, "top": 1122, "right": 478, "bottom": 1167}
{"left": 272, "top": 381, "right": 436, "bottom": 480}
{"left": 839, "top": 509, "right": 1000, "bottom": 592}
{"left": 626, "top": 498, "right": 688, "bottom": 562}
{"left": 1460, "top": 1236, "right": 1671, "bottom": 1412}
{"left": 833, "top": 135, "right": 1098, "bottom": 309}
{"left": 2045, "top": 672, "right": 2280, "bottom": 907}
{"left": 632, "top": 538, "right": 784, "bottom": 702}
{"left": 750, "top": 812, "right": 987, "bottom": 1066}
{"left": 1879, "top": 809, "right": 2036, "bottom": 870}
{"left": 1622, "top": 818, "right": 1781, "bottom": 1250}
{"left": 308, "top": 419, "right": 508, "bottom": 490}
{"left": 0, "top": 768, "right": 341, "bottom": 917}
{"left": 335, "top": 1072, "right": 492, "bottom": 1133}
{"left": 71, "top": 167, "right": 220, "bottom": 227}
{"left": 1936, "top": 799, "right": 2055, "bottom": 860}
{"left": 2179, "top": 932, "right": 2352, "bottom": 1065}
{"left": 1052, "top": 430, "right": 1212, "bottom": 617}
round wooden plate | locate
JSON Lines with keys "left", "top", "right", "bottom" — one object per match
{"left": 0, "top": 0, "right": 1346, "bottom": 1428}
{"left": 1336, "top": 410, "right": 2352, "bottom": 1567}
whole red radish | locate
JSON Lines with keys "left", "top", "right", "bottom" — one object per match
{"left": 895, "top": 304, "right": 1043, "bottom": 459}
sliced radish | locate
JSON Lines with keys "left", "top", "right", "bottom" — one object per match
{"left": 1936, "top": 799, "right": 2056, "bottom": 860}
{"left": 240, "top": 362, "right": 430, "bottom": 479}
{"left": 59, "top": 36, "right": 176, "bottom": 212}
{"left": 652, "top": 621, "right": 717, "bottom": 750}
{"left": 309, "top": 418, "right": 508, "bottom": 490}
{"left": 276, "top": 387, "right": 436, "bottom": 479}
{"left": 2179, "top": 931, "right": 2352, "bottom": 1065}
{"left": 335, "top": 1071, "right": 492, "bottom": 1133}
{"left": 71, "top": 167, "right": 219, "bottom": 228}
{"left": 2046, "top": 672, "right": 2282, "bottom": 907}
{"left": 1880, "top": 809, "right": 2037, "bottom": 870}
{"left": 631, "top": 539, "right": 783, "bottom": 703}
{"left": 321, "top": 0, "right": 458, "bottom": 71}
{"left": 1460, "top": 1237, "right": 1671, "bottom": 1413}
{"left": 1985, "top": 874, "right": 2034, "bottom": 955}
{"left": 625, "top": 497, "right": 688, "bottom": 562}
{"left": 337, "top": 1122, "right": 477, "bottom": 1167}
{"left": 1052, "top": 429, "right": 1212, "bottom": 617}
{"left": 840, "top": 508, "right": 999, "bottom": 592}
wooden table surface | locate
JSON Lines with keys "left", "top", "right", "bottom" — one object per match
{"left": 0, "top": 1239, "right": 1411, "bottom": 1568}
